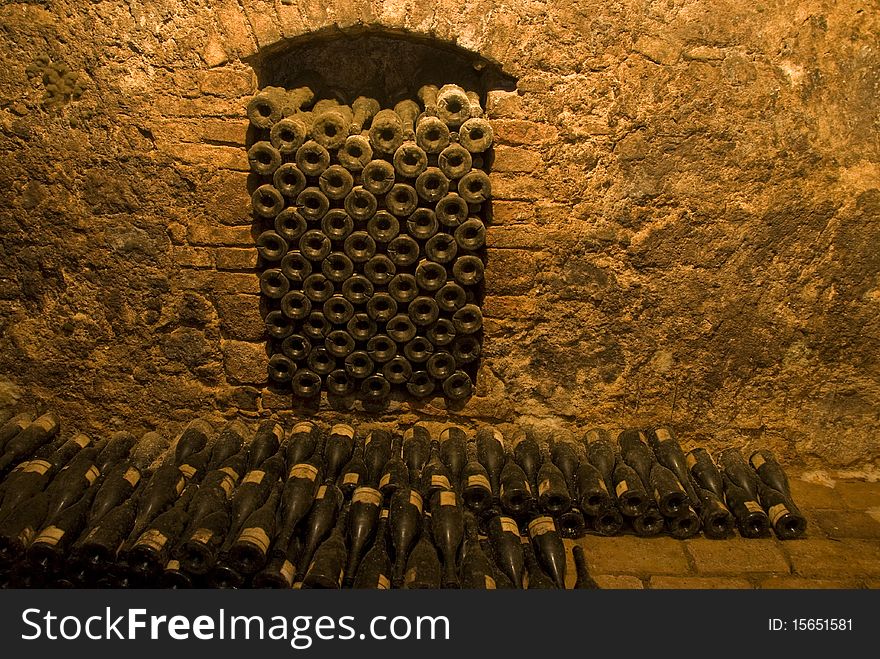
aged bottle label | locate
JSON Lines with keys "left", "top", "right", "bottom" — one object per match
{"left": 440, "top": 491, "right": 457, "bottom": 506}
{"left": 431, "top": 474, "right": 450, "bottom": 490}
{"left": 538, "top": 479, "right": 551, "bottom": 496}
{"left": 23, "top": 460, "right": 52, "bottom": 476}
{"left": 18, "top": 526, "right": 35, "bottom": 546}
{"left": 377, "top": 574, "right": 391, "bottom": 590}
{"left": 137, "top": 529, "right": 168, "bottom": 552}
{"left": 220, "top": 475, "right": 235, "bottom": 498}
{"left": 123, "top": 467, "right": 141, "bottom": 487}
{"left": 769, "top": 503, "right": 789, "bottom": 525}
{"left": 290, "top": 464, "right": 319, "bottom": 481}
{"left": 34, "top": 415, "right": 56, "bottom": 432}
{"left": 331, "top": 424, "right": 355, "bottom": 439}
{"left": 499, "top": 517, "right": 519, "bottom": 535}
{"left": 220, "top": 466, "right": 240, "bottom": 483}
{"left": 316, "top": 485, "right": 328, "bottom": 499}
{"left": 85, "top": 465, "right": 100, "bottom": 485}
{"left": 175, "top": 476, "right": 186, "bottom": 495}
{"left": 405, "top": 567, "right": 418, "bottom": 585}
{"left": 654, "top": 428, "right": 673, "bottom": 442}
{"left": 364, "top": 432, "right": 373, "bottom": 447}
{"left": 34, "top": 526, "right": 65, "bottom": 547}
{"left": 353, "top": 487, "right": 382, "bottom": 506}
{"left": 292, "top": 422, "right": 314, "bottom": 435}
{"left": 439, "top": 428, "right": 452, "bottom": 442}
{"left": 166, "top": 560, "right": 181, "bottom": 571}
{"left": 271, "top": 424, "right": 284, "bottom": 441}
{"left": 343, "top": 472, "right": 361, "bottom": 485}
{"left": 379, "top": 472, "right": 391, "bottom": 488}
{"left": 467, "top": 474, "right": 491, "bottom": 490}
{"left": 179, "top": 464, "right": 197, "bottom": 479}
{"left": 238, "top": 527, "right": 270, "bottom": 554}
{"left": 74, "top": 434, "right": 91, "bottom": 448}
{"left": 410, "top": 489, "right": 423, "bottom": 512}
{"left": 380, "top": 508, "right": 390, "bottom": 520}
{"left": 750, "top": 453, "right": 766, "bottom": 470}
{"left": 686, "top": 453, "right": 698, "bottom": 470}
{"left": 745, "top": 501, "right": 763, "bottom": 514}
{"left": 243, "top": 470, "right": 265, "bottom": 485}
{"left": 615, "top": 480, "right": 629, "bottom": 497}
{"left": 484, "top": 575, "right": 496, "bottom": 589}
{"left": 190, "top": 528, "right": 214, "bottom": 545}
{"left": 528, "top": 516, "right": 556, "bottom": 537}
{"left": 281, "top": 560, "right": 295, "bottom": 585}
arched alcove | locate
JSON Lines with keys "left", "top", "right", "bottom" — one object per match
{"left": 247, "top": 30, "right": 517, "bottom": 412}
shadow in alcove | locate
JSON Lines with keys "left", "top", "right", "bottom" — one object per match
{"left": 247, "top": 30, "right": 516, "bottom": 412}
{"left": 248, "top": 31, "right": 517, "bottom": 108}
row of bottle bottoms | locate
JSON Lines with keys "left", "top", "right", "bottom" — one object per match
{"left": 0, "top": 412, "right": 804, "bottom": 588}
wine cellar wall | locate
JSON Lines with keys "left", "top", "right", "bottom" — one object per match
{"left": 1, "top": 2, "right": 879, "bottom": 472}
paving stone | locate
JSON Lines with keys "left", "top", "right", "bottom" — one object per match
{"left": 758, "top": 576, "right": 864, "bottom": 589}
{"left": 811, "top": 510, "right": 880, "bottom": 539}
{"left": 649, "top": 576, "right": 753, "bottom": 589}
{"left": 593, "top": 575, "right": 644, "bottom": 589}
{"left": 789, "top": 479, "right": 846, "bottom": 510}
{"left": 785, "top": 539, "right": 880, "bottom": 578}
{"left": 686, "top": 538, "right": 790, "bottom": 574}
{"left": 576, "top": 536, "right": 691, "bottom": 576}
{"left": 835, "top": 481, "right": 880, "bottom": 511}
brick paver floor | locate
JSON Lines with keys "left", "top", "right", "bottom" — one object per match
{"left": 565, "top": 476, "right": 880, "bottom": 588}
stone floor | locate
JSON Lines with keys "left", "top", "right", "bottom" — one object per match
{"left": 564, "top": 477, "right": 880, "bottom": 589}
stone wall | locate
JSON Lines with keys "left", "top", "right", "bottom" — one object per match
{"left": 0, "top": 0, "right": 877, "bottom": 471}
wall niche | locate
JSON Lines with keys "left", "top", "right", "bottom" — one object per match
{"left": 245, "top": 32, "right": 517, "bottom": 413}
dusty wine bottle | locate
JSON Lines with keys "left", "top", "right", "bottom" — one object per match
{"left": 723, "top": 474, "right": 771, "bottom": 538}
{"left": 687, "top": 447, "right": 726, "bottom": 500}
{"left": 459, "top": 512, "right": 497, "bottom": 589}
{"left": 476, "top": 427, "right": 505, "bottom": 499}
{"left": 352, "top": 508, "right": 392, "bottom": 589}
{"left": 302, "top": 505, "right": 349, "bottom": 589}
{"left": 274, "top": 454, "right": 323, "bottom": 556}
{"left": 177, "top": 507, "right": 230, "bottom": 576}
{"left": 631, "top": 501, "right": 665, "bottom": 537}
{"left": 612, "top": 462, "right": 649, "bottom": 517}
{"left": 253, "top": 536, "right": 301, "bottom": 589}
{"left": 430, "top": 490, "right": 464, "bottom": 588}
{"left": 224, "top": 455, "right": 284, "bottom": 548}
{"left": 694, "top": 486, "right": 735, "bottom": 539}
{"left": 718, "top": 448, "right": 760, "bottom": 501}
{"left": 521, "top": 534, "right": 556, "bottom": 589}
{"left": 514, "top": 435, "right": 542, "bottom": 492}
{"left": 127, "top": 463, "right": 187, "bottom": 546}
{"left": 0, "top": 411, "right": 60, "bottom": 476}
{"left": 650, "top": 426, "right": 701, "bottom": 508}
{"left": 295, "top": 139, "right": 330, "bottom": 177}
{"left": 458, "top": 117, "right": 494, "bottom": 153}
{"left": 420, "top": 440, "right": 453, "bottom": 500}
{"left": 452, "top": 255, "right": 484, "bottom": 286}
{"left": 437, "top": 143, "right": 472, "bottom": 180}
{"left": 393, "top": 141, "right": 428, "bottom": 178}
{"left": 343, "top": 486, "right": 382, "bottom": 587}
{"left": 649, "top": 463, "right": 691, "bottom": 517}
{"left": 337, "top": 438, "right": 368, "bottom": 498}
{"left": 0, "top": 412, "right": 31, "bottom": 453}
{"left": 460, "top": 441, "right": 493, "bottom": 512}
{"left": 294, "top": 480, "right": 344, "bottom": 582}
{"left": 457, "top": 170, "right": 491, "bottom": 204}
{"left": 321, "top": 209, "right": 354, "bottom": 241}
{"left": 247, "top": 420, "right": 283, "bottom": 472}
{"left": 499, "top": 460, "right": 533, "bottom": 517}
{"left": 557, "top": 507, "right": 588, "bottom": 539}
{"left": 28, "top": 485, "right": 98, "bottom": 575}
{"left": 666, "top": 504, "right": 702, "bottom": 539}
{"left": 247, "top": 140, "right": 282, "bottom": 176}
{"left": 404, "top": 514, "right": 441, "bottom": 589}
{"left": 125, "top": 486, "right": 196, "bottom": 584}
{"left": 757, "top": 480, "right": 807, "bottom": 540}
{"left": 284, "top": 421, "right": 321, "bottom": 468}
{"left": 389, "top": 487, "right": 423, "bottom": 587}
{"left": 369, "top": 108, "right": 405, "bottom": 154}
{"left": 361, "top": 159, "right": 396, "bottom": 195}
{"left": 87, "top": 462, "right": 142, "bottom": 527}
{"left": 572, "top": 545, "right": 599, "bottom": 589}
{"left": 527, "top": 515, "right": 566, "bottom": 588}
{"left": 270, "top": 116, "right": 308, "bottom": 155}
{"left": 378, "top": 435, "right": 408, "bottom": 501}
{"left": 228, "top": 481, "right": 283, "bottom": 575}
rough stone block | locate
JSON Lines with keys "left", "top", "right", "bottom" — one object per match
{"left": 199, "top": 171, "right": 252, "bottom": 226}
{"left": 171, "top": 246, "right": 214, "bottom": 268}
{"left": 489, "top": 201, "right": 534, "bottom": 225}
{"left": 576, "top": 536, "right": 691, "bottom": 576}
{"left": 484, "top": 249, "right": 540, "bottom": 295}
{"left": 492, "top": 120, "right": 558, "bottom": 146}
{"left": 179, "top": 271, "right": 260, "bottom": 295}
{"left": 188, "top": 222, "right": 254, "bottom": 246}
{"left": 196, "top": 69, "right": 255, "bottom": 98}
{"left": 215, "top": 247, "right": 258, "bottom": 271}
{"left": 686, "top": 538, "right": 791, "bottom": 574}
{"left": 242, "top": 3, "right": 281, "bottom": 49}
{"left": 486, "top": 90, "right": 522, "bottom": 119}
{"left": 490, "top": 175, "right": 549, "bottom": 201}
{"left": 261, "top": 387, "right": 294, "bottom": 410}
{"left": 486, "top": 224, "right": 546, "bottom": 249}
{"left": 492, "top": 146, "right": 543, "bottom": 173}
{"left": 221, "top": 340, "right": 268, "bottom": 384}
{"left": 216, "top": 294, "right": 265, "bottom": 341}
{"left": 482, "top": 296, "right": 539, "bottom": 319}
{"left": 215, "top": 1, "right": 258, "bottom": 58}
{"left": 275, "top": 2, "right": 308, "bottom": 39}
{"left": 159, "top": 142, "right": 248, "bottom": 171}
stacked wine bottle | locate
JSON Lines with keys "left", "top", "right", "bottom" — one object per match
{"left": 248, "top": 83, "right": 490, "bottom": 405}
{"left": 0, "top": 411, "right": 805, "bottom": 589}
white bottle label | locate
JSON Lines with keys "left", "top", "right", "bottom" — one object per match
{"left": 243, "top": 470, "right": 265, "bottom": 485}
